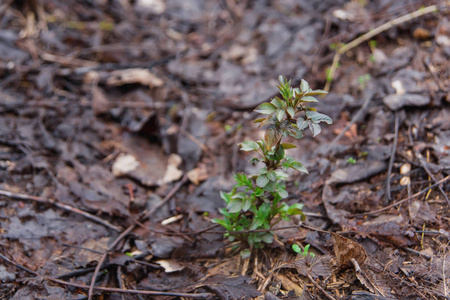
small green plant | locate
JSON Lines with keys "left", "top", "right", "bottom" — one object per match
{"left": 212, "top": 76, "right": 332, "bottom": 252}
{"left": 358, "top": 74, "right": 371, "bottom": 89}
{"left": 347, "top": 157, "right": 357, "bottom": 164}
{"left": 292, "top": 243, "right": 316, "bottom": 258}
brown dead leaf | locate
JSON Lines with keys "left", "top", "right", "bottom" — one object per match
{"left": 156, "top": 259, "right": 185, "bottom": 273}
{"left": 332, "top": 234, "right": 367, "bottom": 269}
{"left": 187, "top": 163, "right": 208, "bottom": 185}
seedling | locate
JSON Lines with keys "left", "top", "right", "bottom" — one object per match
{"left": 347, "top": 157, "right": 357, "bottom": 164}
{"left": 212, "top": 76, "right": 332, "bottom": 253}
{"left": 292, "top": 243, "right": 316, "bottom": 258}
{"left": 358, "top": 74, "right": 371, "bottom": 89}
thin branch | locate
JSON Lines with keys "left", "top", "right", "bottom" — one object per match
{"left": 88, "top": 225, "right": 135, "bottom": 299}
{"left": 325, "top": 4, "right": 439, "bottom": 91}
{"left": 141, "top": 174, "right": 189, "bottom": 220}
{"left": 352, "top": 175, "right": 450, "bottom": 217}
{"left": 0, "top": 189, "right": 121, "bottom": 232}
{"left": 415, "top": 150, "right": 450, "bottom": 206}
{"left": 0, "top": 252, "right": 211, "bottom": 298}
{"left": 307, "top": 273, "right": 337, "bottom": 300}
{"left": 87, "top": 174, "right": 187, "bottom": 299}
{"left": 385, "top": 111, "right": 399, "bottom": 204}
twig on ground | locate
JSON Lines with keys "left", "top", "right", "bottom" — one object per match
{"left": 0, "top": 252, "right": 211, "bottom": 298}
{"left": 385, "top": 111, "right": 399, "bottom": 204}
{"left": 415, "top": 151, "right": 450, "bottom": 206}
{"left": 141, "top": 174, "right": 189, "bottom": 220}
{"left": 352, "top": 175, "right": 450, "bottom": 217}
{"left": 0, "top": 189, "right": 121, "bottom": 232}
{"left": 307, "top": 273, "right": 337, "bottom": 300}
{"left": 324, "top": 4, "right": 439, "bottom": 91}
{"left": 87, "top": 175, "right": 187, "bottom": 299}
{"left": 88, "top": 225, "right": 135, "bottom": 299}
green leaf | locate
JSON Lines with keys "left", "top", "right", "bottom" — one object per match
{"left": 227, "top": 199, "right": 243, "bottom": 213}
{"left": 255, "top": 103, "right": 277, "bottom": 114}
{"left": 305, "top": 89, "right": 328, "bottom": 96}
{"left": 231, "top": 192, "right": 246, "bottom": 199}
{"left": 261, "top": 233, "right": 273, "bottom": 244}
{"left": 258, "top": 167, "right": 268, "bottom": 174}
{"left": 300, "top": 79, "right": 310, "bottom": 92}
{"left": 274, "top": 145, "right": 285, "bottom": 160}
{"left": 254, "top": 117, "right": 267, "bottom": 124}
{"left": 278, "top": 75, "right": 286, "bottom": 84}
{"left": 254, "top": 187, "right": 264, "bottom": 197}
{"left": 239, "top": 140, "right": 259, "bottom": 151}
{"left": 291, "top": 161, "right": 308, "bottom": 174}
{"left": 287, "top": 203, "right": 304, "bottom": 215}
{"left": 309, "top": 122, "right": 322, "bottom": 137}
{"left": 250, "top": 158, "right": 260, "bottom": 166}
{"left": 276, "top": 109, "right": 286, "bottom": 122}
{"left": 275, "top": 170, "right": 289, "bottom": 180}
{"left": 264, "top": 125, "right": 283, "bottom": 150}
{"left": 256, "top": 175, "right": 269, "bottom": 187}
{"left": 292, "top": 244, "right": 301, "bottom": 253}
{"left": 281, "top": 143, "right": 297, "bottom": 149}
{"left": 263, "top": 180, "right": 276, "bottom": 192}
{"left": 299, "top": 96, "right": 318, "bottom": 102}
{"left": 306, "top": 111, "right": 333, "bottom": 124}
{"left": 297, "top": 117, "right": 308, "bottom": 131}
{"left": 267, "top": 170, "right": 277, "bottom": 181}
{"left": 271, "top": 97, "right": 285, "bottom": 108}
{"left": 286, "top": 106, "right": 295, "bottom": 118}
{"left": 220, "top": 191, "right": 232, "bottom": 204}
{"left": 288, "top": 128, "right": 303, "bottom": 139}
{"left": 277, "top": 189, "right": 288, "bottom": 198}
{"left": 242, "top": 197, "right": 252, "bottom": 212}
{"left": 211, "top": 218, "right": 231, "bottom": 230}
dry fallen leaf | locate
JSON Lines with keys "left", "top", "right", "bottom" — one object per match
{"left": 162, "top": 154, "right": 183, "bottom": 184}
{"left": 187, "top": 164, "right": 208, "bottom": 185}
{"left": 112, "top": 153, "right": 140, "bottom": 177}
{"left": 332, "top": 233, "right": 367, "bottom": 269}
{"left": 156, "top": 259, "right": 185, "bottom": 273}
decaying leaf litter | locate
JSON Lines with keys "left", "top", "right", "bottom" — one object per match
{"left": 0, "top": 0, "right": 449, "bottom": 299}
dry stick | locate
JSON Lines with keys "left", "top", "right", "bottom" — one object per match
{"left": 353, "top": 174, "right": 450, "bottom": 217}
{"left": 88, "top": 225, "right": 135, "bottom": 299}
{"left": 142, "top": 174, "right": 189, "bottom": 219}
{"left": 307, "top": 273, "right": 337, "bottom": 300}
{"left": 385, "top": 111, "right": 399, "bottom": 204}
{"left": 0, "top": 252, "right": 211, "bottom": 298}
{"left": 415, "top": 151, "right": 450, "bottom": 206}
{"left": 0, "top": 189, "right": 121, "bottom": 232}
{"left": 324, "top": 4, "right": 439, "bottom": 92}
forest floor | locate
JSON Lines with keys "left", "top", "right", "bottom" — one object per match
{"left": 0, "top": 0, "right": 449, "bottom": 299}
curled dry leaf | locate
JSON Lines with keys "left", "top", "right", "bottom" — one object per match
{"left": 332, "top": 233, "right": 367, "bottom": 270}
{"left": 187, "top": 164, "right": 209, "bottom": 185}
{"left": 156, "top": 259, "right": 185, "bottom": 273}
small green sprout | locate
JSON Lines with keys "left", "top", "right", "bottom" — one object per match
{"left": 292, "top": 243, "right": 316, "bottom": 258}
{"left": 347, "top": 157, "right": 357, "bottom": 164}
